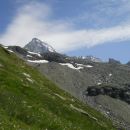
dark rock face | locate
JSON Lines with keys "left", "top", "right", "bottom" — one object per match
{"left": 42, "top": 52, "right": 68, "bottom": 63}
{"left": 109, "top": 58, "right": 121, "bottom": 64}
{"left": 8, "top": 46, "right": 27, "bottom": 56}
{"left": 127, "top": 61, "right": 130, "bottom": 66}
{"left": 85, "top": 85, "right": 130, "bottom": 104}
{"left": 7, "top": 46, "right": 44, "bottom": 60}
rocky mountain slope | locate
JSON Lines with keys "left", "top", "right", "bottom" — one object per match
{"left": 4, "top": 38, "right": 130, "bottom": 129}
{"left": 32, "top": 60, "right": 130, "bottom": 130}
{"left": 0, "top": 45, "right": 117, "bottom": 130}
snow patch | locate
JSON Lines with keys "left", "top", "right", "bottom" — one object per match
{"left": 8, "top": 50, "right": 14, "bottom": 53}
{"left": 97, "top": 82, "right": 102, "bottom": 85}
{"left": 59, "top": 63, "right": 83, "bottom": 70}
{"left": 1, "top": 45, "right": 8, "bottom": 49}
{"left": 3, "top": 46, "right": 8, "bottom": 49}
{"left": 27, "top": 60, "right": 49, "bottom": 63}
{"left": 48, "top": 46, "right": 55, "bottom": 52}
{"left": 109, "top": 73, "right": 112, "bottom": 77}
{"left": 86, "top": 65, "right": 93, "bottom": 68}
{"left": 28, "top": 51, "right": 41, "bottom": 57}
{"left": 106, "top": 111, "right": 110, "bottom": 114}
{"left": 27, "top": 55, "right": 33, "bottom": 58}
{"left": 81, "top": 56, "right": 86, "bottom": 59}
{"left": 76, "top": 63, "right": 93, "bottom": 68}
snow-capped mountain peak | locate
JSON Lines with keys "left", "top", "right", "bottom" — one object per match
{"left": 24, "top": 38, "right": 55, "bottom": 54}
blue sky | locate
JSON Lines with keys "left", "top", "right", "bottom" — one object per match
{"left": 0, "top": 0, "right": 130, "bottom": 63}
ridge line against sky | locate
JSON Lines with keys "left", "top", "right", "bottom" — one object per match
{"left": 0, "top": 0, "right": 130, "bottom": 62}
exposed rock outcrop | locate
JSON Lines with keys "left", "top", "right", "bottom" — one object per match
{"left": 109, "top": 58, "right": 121, "bottom": 64}
{"left": 127, "top": 61, "right": 130, "bottom": 66}
{"left": 85, "top": 85, "right": 130, "bottom": 104}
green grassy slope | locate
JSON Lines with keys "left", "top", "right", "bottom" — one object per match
{"left": 0, "top": 46, "right": 116, "bottom": 130}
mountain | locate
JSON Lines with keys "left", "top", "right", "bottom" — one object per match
{"left": 24, "top": 38, "right": 56, "bottom": 53}
{"left": 108, "top": 58, "right": 121, "bottom": 64}
{"left": 0, "top": 45, "right": 117, "bottom": 130}
{"left": 81, "top": 56, "right": 102, "bottom": 63}
{"left": 4, "top": 38, "right": 130, "bottom": 129}
{"left": 127, "top": 61, "right": 130, "bottom": 66}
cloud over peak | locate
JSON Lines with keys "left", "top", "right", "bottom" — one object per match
{"left": 0, "top": 1, "right": 130, "bottom": 52}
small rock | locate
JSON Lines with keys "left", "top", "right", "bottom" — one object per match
{"left": 26, "top": 78, "right": 34, "bottom": 83}
{"left": 0, "top": 64, "right": 3, "bottom": 67}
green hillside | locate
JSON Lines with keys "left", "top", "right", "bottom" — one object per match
{"left": 0, "top": 46, "right": 116, "bottom": 130}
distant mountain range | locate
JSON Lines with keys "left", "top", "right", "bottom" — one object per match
{"left": 2, "top": 38, "right": 130, "bottom": 130}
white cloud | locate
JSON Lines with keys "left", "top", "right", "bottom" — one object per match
{"left": 0, "top": 1, "right": 130, "bottom": 52}
{"left": 75, "top": 0, "right": 130, "bottom": 28}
